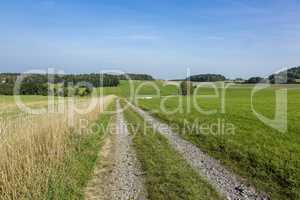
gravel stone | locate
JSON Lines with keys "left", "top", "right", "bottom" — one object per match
{"left": 85, "top": 100, "right": 147, "bottom": 200}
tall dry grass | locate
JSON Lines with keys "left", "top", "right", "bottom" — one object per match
{"left": 0, "top": 96, "right": 114, "bottom": 199}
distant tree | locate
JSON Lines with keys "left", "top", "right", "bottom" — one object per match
{"left": 0, "top": 83, "right": 14, "bottom": 95}
{"left": 180, "top": 81, "right": 194, "bottom": 96}
{"left": 118, "top": 73, "right": 154, "bottom": 80}
{"left": 19, "top": 83, "right": 48, "bottom": 95}
{"left": 186, "top": 74, "right": 226, "bottom": 82}
{"left": 269, "top": 66, "right": 300, "bottom": 84}
{"left": 75, "top": 86, "right": 92, "bottom": 97}
{"left": 245, "top": 77, "right": 266, "bottom": 84}
{"left": 235, "top": 78, "right": 244, "bottom": 81}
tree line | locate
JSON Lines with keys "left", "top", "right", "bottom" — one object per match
{"left": 170, "top": 66, "right": 300, "bottom": 84}
{"left": 0, "top": 73, "right": 155, "bottom": 96}
{"left": 170, "top": 74, "right": 226, "bottom": 82}
{"left": 244, "top": 66, "right": 300, "bottom": 84}
{"left": 118, "top": 73, "right": 154, "bottom": 80}
{"left": 0, "top": 73, "right": 119, "bottom": 96}
{"left": 269, "top": 66, "right": 300, "bottom": 84}
{"left": 186, "top": 74, "right": 226, "bottom": 82}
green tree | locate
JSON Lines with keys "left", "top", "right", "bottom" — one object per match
{"left": 187, "top": 74, "right": 226, "bottom": 82}
{"left": 180, "top": 81, "right": 194, "bottom": 96}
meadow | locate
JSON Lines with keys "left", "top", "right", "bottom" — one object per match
{"left": 97, "top": 80, "right": 178, "bottom": 97}
{"left": 1, "top": 80, "right": 299, "bottom": 199}
{"left": 0, "top": 95, "right": 96, "bottom": 119}
{"left": 136, "top": 84, "right": 300, "bottom": 200}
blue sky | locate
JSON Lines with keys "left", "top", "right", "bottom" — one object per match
{"left": 0, "top": 0, "right": 299, "bottom": 79}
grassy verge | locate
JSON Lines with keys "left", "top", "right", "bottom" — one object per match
{"left": 121, "top": 100, "right": 223, "bottom": 200}
{"left": 137, "top": 88, "right": 300, "bottom": 200}
{"left": 46, "top": 100, "right": 116, "bottom": 199}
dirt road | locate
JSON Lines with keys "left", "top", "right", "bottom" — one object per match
{"left": 85, "top": 100, "right": 146, "bottom": 200}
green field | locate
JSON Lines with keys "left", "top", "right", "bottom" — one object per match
{"left": 0, "top": 94, "right": 94, "bottom": 118}
{"left": 0, "top": 95, "right": 49, "bottom": 117}
{"left": 136, "top": 85, "right": 300, "bottom": 200}
{"left": 97, "top": 80, "right": 178, "bottom": 97}
{"left": 2, "top": 80, "right": 300, "bottom": 199}
{"left": 0, "top": 95, "right": 49, "bottom": 107}
{"left": 97, "top": 80, "right": 300, "bottom": 199}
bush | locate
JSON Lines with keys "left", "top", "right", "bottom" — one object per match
{"left": 245, "top": 77, "right": 266, "bottom": 84}
{"left": 75, "top": 87, "right": 92, "bottom": 97}
{"left": 19, "top": 83, "right": 48, "bottom": 95}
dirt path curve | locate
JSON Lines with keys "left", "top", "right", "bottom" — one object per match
{"left": 129, "top": 102, "right": 268, "bottom": 200}
{"left": 85, "top": 100, "right": 147, "bottom": 200}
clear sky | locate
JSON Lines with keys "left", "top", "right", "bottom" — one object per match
{"left": 0, "top": 0, "right": 299, "bottom": 79}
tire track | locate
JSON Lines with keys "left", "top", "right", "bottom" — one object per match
{"left": 129, "top": 102, "right": 268, "bottom": 200}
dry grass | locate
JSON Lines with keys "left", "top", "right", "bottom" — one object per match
{"left": 0, "top": 95, "right": 114, "bottom": 199}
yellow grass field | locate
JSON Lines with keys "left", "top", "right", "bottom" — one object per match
{"left": 0, "top": 95, "right": 114, "bottom": 199}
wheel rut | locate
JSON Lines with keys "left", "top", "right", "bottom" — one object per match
{"left": 129, "top": 102, "right": 268, "bottom": 200}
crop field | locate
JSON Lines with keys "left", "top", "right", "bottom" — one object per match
{"left": 137, "top": 85, "right": 300, "bottom": 199}
{"left": 0, "top": 95, "right": 98, "bottom": 119}
{"left": 0, "top": 95, "right": 115, "bottom": 199}
{"left": 0, "top": 95, "right": 48, "bottom": 113}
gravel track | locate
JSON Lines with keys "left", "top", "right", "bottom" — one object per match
{"left": 129, "top": 103, "right": 268, "bottom": 200}
{"left": 85, "top": 100, "right": 147, "bottom": 200}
